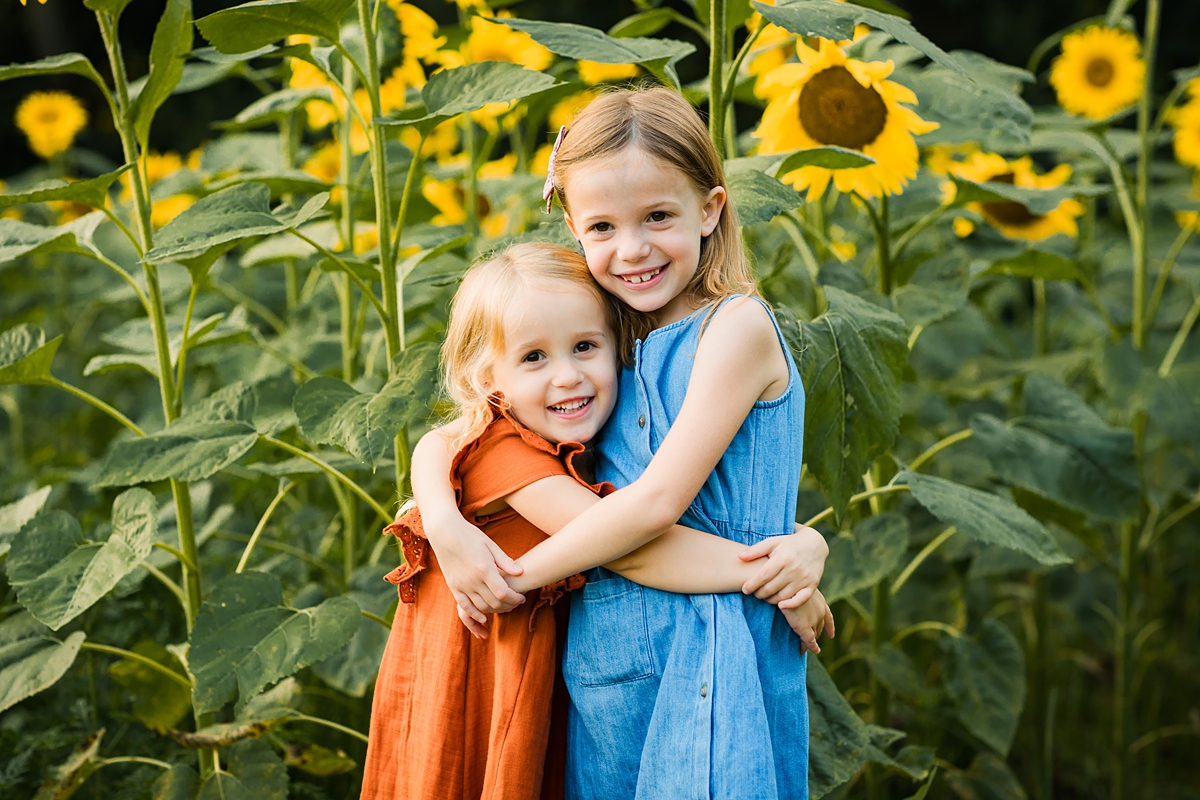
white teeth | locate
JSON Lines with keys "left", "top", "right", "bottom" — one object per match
{"left": 550, "top": 398, "right": 590, "bottom": 412}
{"left": 623, "top": 267, "right": 663, "bottom": 285}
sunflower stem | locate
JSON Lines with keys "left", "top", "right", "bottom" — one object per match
{"left": 1034, "top": 278, "right": 1049, "bottom": 355}
{"left": 1158, "top": 294, "right": 1200, "bottom": 378}
{"left": 1132, "top": 0, "right": 1160, "bottom": 351}
{"left": 708, "top": 0, "right": 727, "bottom": 156}
{"left": 1145, "top": 222, "right": 1196, "bottom": 333}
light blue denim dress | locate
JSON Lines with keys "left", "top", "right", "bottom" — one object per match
{"left": 563, "top": 296, "right": 809, "bottom": 800}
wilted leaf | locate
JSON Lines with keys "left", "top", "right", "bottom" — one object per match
{"left": 799, "top": 287, "right": 908, "bottom": 520}
{"left": 32, "top": 728, "right": 104, "bottom": 800}
{"left": 727, "top": 169, "right": 803, "bottom": 226}
{"left": 8, "top": 489, "right": 155, "bottom": 630}
{"left": 902, "top": 472, "right": 1070, "bottom": 565}
{"left": 152, "top": 765, "right": 201, "bottom": 800}
{"left": 808, "top": 655, "right": 871, "bottom": 798}
{"left": 109, "top": 641, "right": 191, "bottom": 734}
{"left": 0, "top": 485, "right": 53, "bottom": 557}
{"left": 0, "top": 166, "right": 133, "bottom": 211}
{"left": 294, "top": 342, "right": 439, "bottom": 468}
{"left": 130, "top": 0, "right": 193, "bottom": 147}
{"left": 822, "top": 513, "right": 910, "bottom": 603}
{"left": 197, "top": 0, "right": 356, "bottom": 54}
{"left": 188, "top": 571, "right": 359, "bottom": 715}
{"left": 197, "top": 740, "right": 287, "bottom": 800}
{"left": 0, "top": 612, "right": 85, "bottom": 714}
{"left": 941, "top": 619, "right": 1025, "bottom": 755}
{"left": 284, "top": 742, "right": 355, "bottom": 776}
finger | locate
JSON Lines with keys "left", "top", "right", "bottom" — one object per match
{"left": 753, "top": 573, "right": 796, "bottom": 601}
{"left": 457, "top": 607, "right": 488, "bottom": 639}
{"left": 485, "top": 539, "right": 524, "bottom": 576}
{"left": 777, "top": 586, "right": 815, "bottom": 610}
{"left": 742, "top": 560, "right": 782, "bottom": 595}
{"left": 825, "top": 609, "right": 836, "bottom": 638}
{"left": 738, "top": 538, "right": 777, "bottom": 562}
{"left": 481, "top": 566, "right": 526, "bottom": 607}
{"left": 463, "top": 594, "right": 491, "bottom": 624}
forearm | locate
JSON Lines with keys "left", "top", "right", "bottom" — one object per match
{"left": 410, "top": 427, "right": 466, "bottom": 543}
{"left": 606, "top": 527, "right": 761, "bottom": 593}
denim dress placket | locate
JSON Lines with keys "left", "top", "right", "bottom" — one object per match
{"left": 563, "top": 297, "right": 809, "bottom": 800}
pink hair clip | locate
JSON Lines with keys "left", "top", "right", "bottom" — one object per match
{"left": 542, "top": 125, "right": 567, "bottom": 214}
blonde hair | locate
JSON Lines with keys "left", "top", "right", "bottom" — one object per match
{"left": 548, "top": 85, "right": 759, "bottom": 317}
{"left": 441, "top": 242, "right": 624, "bottom": 446}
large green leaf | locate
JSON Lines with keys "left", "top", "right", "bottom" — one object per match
{"left": 755, "top": 0, "right": 966, "bottom": 76}
{"left": 310, "top": 566, "right": 394, "bottom": 697}
{"left": 197, "top": 740, "right": 288, "bottom": 800}
{"left": 0, "top": 485, "right": 53, "bottom": 558}
{"left": 144, "top": 183, "right": 328, "bottom": 264}
{"left": 982, "top": 248, "right": 1082, "bottom": 281}
{"left": 807, "top": 654, "right": 872, "bottom": 798}
{"left": 293, "top": 342, "right": 439, "bottom": 468}
{"left": 0, "top": 166, "right": 133, "bottom": 210}
{"left": 32, "top": 728, "right": 104, "bottom": 800}
{"left": 219, "top": 87, "right": 333, "bottom": 131}
{"left": 944, "top": 753, "right": 1027, "bottom": 800}
{"left": 897, "top": 60, "right": 1032, "bottom": 149}
{"left": 108, "top": 641, "right": 191, "bottom": 733}
{"left": 822, "top": 512, "right": 910, "bottom": 603}
{"left": 902, "top": 473, "right": 1070, "bottom": 566}
{"left": 389, "top": 62, "right": 560, "bottom": 134}
{"left": 867, "top": 643, "right": 929, "bottom": 701}
{"left": 152, "top": 766, "right": 201, "bottom": 800}
{"left": 130, "top": 0, "right": 193, "bottom": 148}
{"left": 188, "top": 571, "right": 359, "bottom": 715}
{"left": 0, "top": 324, "right": 62, "bottom": 386}
{"left": 727, "top": 169, "right": 803, "bottom": 226}
{"left": 196, "top": 0, "right": 356, "bottom": 54}
{"left": 0, "top": 53, "right": 111, "bottom": 97}
{"left": 500, "top": 18, "right": 695, "bottom": 88}
{"left": 8, "top": 489, "right": 156, "bottom": 630}
{"left": 952, "top": 176, "right": 1110, "bottom": 216}
{"left": 892, "top": 255, "right": 969, "bottom": 330}
{"left": 941, "top": 619, "right": 1026, "bottom": 755}
{"left": 0, "top": 612, "right": 85, "bottom": 714}
{"left": 0, "top": 214, "right": 108, "bottom": 266}
{"left": 284, "top": 743, "right": 356, "bottom": 776}
{"left": 93, "top": 384, "right": 259, "bottom": 487}
{"left": 798, "top": 287, "right": 908, "bottom": 520}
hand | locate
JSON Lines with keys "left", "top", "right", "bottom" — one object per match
{"left": 739, "top": 523, "right": 829, "bottom": 607}
{"left": 780, "top": 589, "right": 835, "bottom": 655}
{"left": 423, "top": 511, "right": 525, "bottom": 623}
{"left": 456, "top": 603, "right": 490, "bottom": 639}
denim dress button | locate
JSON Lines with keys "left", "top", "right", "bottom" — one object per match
{"left": 700, "top": 683, "right": 708, "bottom": 698}
{"left": 637, "top": 414, "right": 646, "bottom": 428}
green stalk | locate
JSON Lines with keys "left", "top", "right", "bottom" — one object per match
{"left": 803, "top": 484, "right": 910, "bottom": 528}
{"left": 1113, "top": 521, "right": 1137, "bottom": 800}
{"left": 79, "top": 642, "right": 192, "bottom": 690}
{"left": 1032, "top": 572, "right": 1054, "bottom": 800}
{"left": 262, "top": 435, "right": 392, "bottom": 523}
{"left": 1145, "top": 223, "right": 1195, "bottom": 333}
{"left": 1132, "top": 0, "right": 1161, "bottom": 350}
{"left": 908, "top": 429, "right": 974, "bottom": 472}
{"left": 43, "top": 377, "right": 145, "bottom": 436}
{"left": 1034, "top": 278, "right": 1048, "bottom": 356}
{"left": 890, "top": 527, "right": 957, "bottom": 596}
{"left": 1157, "top": 294, "right": 1200, "bottom": 378}
{"left": 339, "top": 60, "right": 358, "bottom": 383}
{"left": 708, "top": 0, "right": 727, "bottom": 156}
{"left": 464, "top": 119, "right": 480, "bottom": 240}
{"left": 236, "top": 481, "right": 296, "bottom": 573}
{"left": 174, "top": 281, "right": 199, "bottom": 415}
{"left": 867, "top": 577, "right": 891, "bottom": 800}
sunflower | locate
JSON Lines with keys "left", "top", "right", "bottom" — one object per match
{"left": 387, "top": 0, "right": 446, "bottom": 64}
{"left": 151, "top": 195, "right": 195, "bottom": 229}
{"left": 401, "top": 119, "right": 460, "bottom": 165}
{"left": 746, "top": 19, "right": 794, "bottom": 100}
{"left": 549, "top": 90, "right": 598, "bottom": 132}
{"left": 578, "top": 61, "right": 639, "bottom": 85}
{"left": 944, "top": 151, "right": 1084, "bottom": 241}
{"left": 1169, "top": 89, "right": 1200, "bottom": 170}
{"left": 18, "top": 0, "right": 49, "bottom": 5}
{"left": 423, "top": 154, "right": 516, "bottom": 236}
{"left": 1049, "top": 25, "right": 1144, "bottom": 120}
{"left": 15, "top": 91, "right": 88, "bottom": 159}
{"left": 924, "top": 142, "right": 979, "bottom": 176}
{"left": 463, "top": 13, "right": 553, "bottom": 71}
{"left": 303, "top": 141, "right": 341, "bottom": 185}
{"left": 753, "top": 38, "right": 938, "bottom": 200}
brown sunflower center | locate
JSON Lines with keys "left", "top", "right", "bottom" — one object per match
{"left": 798, "top": 66, "right": 887, "bottom": 150}
{"left": 980, "top": 172, "right": 1038, "bottom": 228}
{"left": 38, "top": 110, "right": 60, "bottom": 124}
{"left": 1085, "top": 57, "right": 1114, "bottom": 88}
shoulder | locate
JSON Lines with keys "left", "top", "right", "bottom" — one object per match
{"left": 458, "top": 414, "right": 565, "bottom": 479}
{"left": 701, "top": 296, "right": 780, "bottom": 354}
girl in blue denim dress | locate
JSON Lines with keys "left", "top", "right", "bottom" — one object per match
{"left": 411, "top": 87, "right": 833, "bottom": 800}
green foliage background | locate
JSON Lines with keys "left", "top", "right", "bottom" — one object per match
{"left": 1, "top": 1, "right": 1199, "bottom": 799}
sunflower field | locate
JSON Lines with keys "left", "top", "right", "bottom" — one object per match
{"left": 1, "top": 0, "right": 1198, "bottom": 797}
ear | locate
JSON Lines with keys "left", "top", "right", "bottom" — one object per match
{"left": 563, "top": 210, "right": 580, "bottom": 240}
{"left": 700, "top": 186, "right": 726, "bottom": 237}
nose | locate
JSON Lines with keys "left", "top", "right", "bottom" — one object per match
{"left": 550, "top": 359, "right": 584, "bottom": 389}
{"left": 615, "top": 228, "right": 651, "bottom": 263}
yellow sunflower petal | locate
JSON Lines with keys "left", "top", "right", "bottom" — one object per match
{"left": 1050, "top": 25, "right": 1145, "bottom": 120}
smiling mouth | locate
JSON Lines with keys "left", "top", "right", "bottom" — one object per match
{"left": 619, "top": 265, "right": 665, "bottom": 285}
{"left": 548, "top": 397, "right": 593, "bottom": 417}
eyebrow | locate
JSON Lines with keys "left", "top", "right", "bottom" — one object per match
{"left": 511, "top": 329, "right": 609, "bottom": 352}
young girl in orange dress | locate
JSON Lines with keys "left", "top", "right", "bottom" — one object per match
{"left": 359, "top": 242, "right": 831, "bottom": 800}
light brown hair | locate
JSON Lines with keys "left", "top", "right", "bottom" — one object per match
{"left": 547, "top": 85, "right": 759, "bottom": 324}
{"left": 441, "top": 242, "right": 623, "bottom": 446}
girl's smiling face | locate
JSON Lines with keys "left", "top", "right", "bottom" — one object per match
{"left": 489, "top": 285, "right": 618, "bottom": 445}
{"left": 562, "top": 147, "right": 726, "bottom": 326}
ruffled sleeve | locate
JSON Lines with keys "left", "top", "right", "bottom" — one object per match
{"left": 382, "top": 510, "right": 426, "bottom": 604}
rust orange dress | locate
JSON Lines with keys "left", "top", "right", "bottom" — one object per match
{"left": 360, "top": 407, "right": 605, "bottom": 800}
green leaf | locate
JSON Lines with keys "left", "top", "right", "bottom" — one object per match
{"left": 395, "top": 61, "right": 560, "bottom": 133}
{"left": 893, "top": 256, "right": 969, "bottom": 330}
{"left": 807, "top": 654, "right": 871, "bottom": 798}
{"left": 0, "top": 485, "right": 53, "bottom": 558}
{"left": 188, "top": 571, "right": 359, "bottom": 715}
{"left": 83, "top": 0, "right": 135, "bottom": 17}
{"left": 500, "top": 19, "right": 695, "bottom": 88}
{"left": 608, "top": 8, "right": 675, "bottom": 38}
{"left": 94, "top": 421, "right": 259, "bottom": 487}
{"left": 310, "top": 567, "right": 394, "bottom": 697}
{"left": 822, "top": 512, "right": 910, "bottom": 603}
{"left": 0, "top": 214, "right": 107, "bottom": 265}
{"left": 944, "top": 753, "right": 1027, "bottom": 800}
{"left": 0, "top": 165, "right": 133, "bottom": 211}
{"left": 942, "top": 620, "right": 1026, "bottom": 755}
{"left": 0, "top": 53, "right": 111, "bottom": 97}
{"left": 898, "top": 64, "right": 1032, "bottom": 149}
{"left": 0, "top": 324, "right": 62, "bottom": 387}
{"left": 197, "top": 740, "right": 288, "bottom": 800}
{"left": 8, "top": 489, "right": 156, "bottom": 630}
{"left": 902, "top": 472, "right": 1071, "bottom": 565}
{"left": 775, "top": 147, "right": 876, "bottom": 175}
{"left": 951, "top": 176, "right": 1109, "bottom": 216}
{"left": 755, "top": 0, "right": 966, "bottom": 76}
{"left": 130, "top": 0, "right": 193, "bottom": 148}
{"left": 196, "top": 0, "right": 356, "bottom": 54}
{"left": 108, "top": 641, "right": 191, "bottom": 733}
{"left": 152, "top": 766, "right": 201, "bottom": 800}
{"left": 284, "top": 743, "right": 356, "bottom": 776}
{"left": 727, "top": 169, "right": 803, "bottom": 226}
{"left": 867, "top": 643, "right": 928, "bottom": 701}
{"left": 0, "top": 612, "right": 85, "bottom": 714}
{"left": 398, "top": 234, "right": 470, "bottom": 279}
{"left": 219, "top": 87, "right": 333, "bottom": 131}
{"left": 293, "top": 342, "right": 439, "bottom": 468}
{"left": 798, "top": 287, "right": 908, "bottom": 520}
{"left": 32, "top": 728, "right": 104, "bottom": 800}
{"left": 145, "top": 183, "right": 329, "bottom": 264}
{"left": 983, "top": 249, "right": 1082, "bottom": 281}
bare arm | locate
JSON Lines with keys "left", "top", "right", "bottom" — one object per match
{"left": 512, "top": 299, "right": 791, "bottom": 587}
